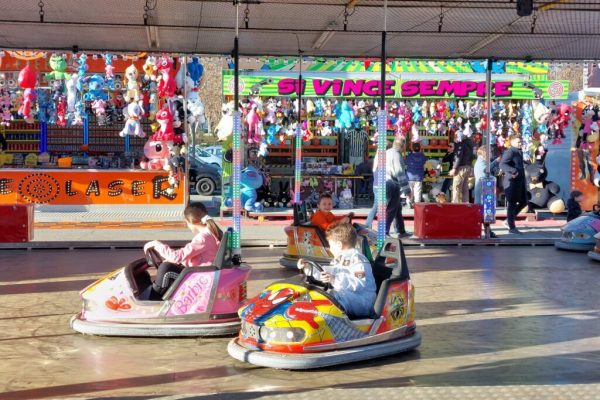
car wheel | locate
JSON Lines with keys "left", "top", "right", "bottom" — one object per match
{"left": 196, "top": 177, "right": 216, "bottom": 195}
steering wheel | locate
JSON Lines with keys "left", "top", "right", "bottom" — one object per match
{"left": 145, "top": 247, "right": 163, "bottom": 269}
{"left": 300, "top": 259, "right": 332, "bottom": 291}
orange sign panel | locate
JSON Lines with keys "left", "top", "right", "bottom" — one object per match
{"left": 0, "top": 170, "right": 184, "bottom": 205}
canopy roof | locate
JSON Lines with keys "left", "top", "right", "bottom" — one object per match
{"left": 1, "top": 0, "right": 600, "bottom": 60}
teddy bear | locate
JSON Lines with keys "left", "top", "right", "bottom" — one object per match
{"left": 524, "top": 158, "right": 564, "bottom": 213}
{"left": 119, "top": 102, "right": 145, "bottom": 138}
{"left": 83, "top": 75, "right": 108, "bottom": 102}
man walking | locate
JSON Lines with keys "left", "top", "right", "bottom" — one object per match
{"left": 448, "top": 130, "right": 474, "bottom": 203}
{"left": 500, "top": 135, "right": 527, "bottom": 234}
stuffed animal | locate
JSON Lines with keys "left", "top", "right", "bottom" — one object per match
{"left": 246, "top": 103, "right": 261, "bottom": 143}
{"left": 336, "top": 101, "right": 354, "bottom": 130}
{"left": 83, "top": 75, "right": 108, "bottom": 102}
{"left": 524, "top": 160, "right": 564, "bottom": 213}
{"left": 184, "top": 76, "right": 206, "bottom": 125}
{"left": 119, "top": 102, "right": 145, "bottom": 138}
{"left": 237, "top": 166, "right": 264, "bottom": 211}
{"left": 157, "top": 56, "right": 176, "bottom": 98}
{"left": 276, "top": 181, "right": 291, "bottom": 208}
{"left": 187, "top": 57, "right": 204, "bottom": 86}
{"left": 153, "top": 105, "right": 175, "bottom": 142}
{"left": 18, "top": 64, "right": 37, "bottom": 123}
{"left": 65, "top": 75, "right": 78, "bottom": 113}
{"left": 216, "top": 101, "right": 234, "bottom": 140}
{"left": 56, "top": 96, "right": 67, "bottom": 126}
{"left": 45, "top": 55, "right": 71, "bottom": 81}
{"left": 91, "top": 99, "right": 107, "bottom": 126}
{"left": 0, "top": 89, "right": 13, "bottom": 126}
{"left": 139, "top": 140, "right": 171, "bottom": 170}
{"left": 143, "top": 56, "right": 158, "bottom": 81}
{"left": 123, "top": 64, "right": 141, "bottom": 103}
{"left": 534, "top": 102, "right": 551, "bottom": 135}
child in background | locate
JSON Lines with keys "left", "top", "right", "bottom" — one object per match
{"left": 144, "top": 202, "right": 222, "bottom": 296}
{"left": 297, "top": 223, "right": 376, "bottom": 318}
{"left": 567, "top": 190, "right": 583, "bottom": 222}
{"left": 405, "top": 142, "right": 427, "bottom": 207}
{"left": 311, "top": 193, "right": 352, "bottom": 231}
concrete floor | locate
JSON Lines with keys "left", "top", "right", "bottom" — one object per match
{"left": 1, "top": 246, "right": 599, "bottom": 399}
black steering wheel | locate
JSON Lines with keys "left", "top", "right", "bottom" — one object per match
{"left": 145, "top": 247, "right": 163, "bottom": 269}
{"left": 300, "top": 259, "right": 332, "bottom": 291}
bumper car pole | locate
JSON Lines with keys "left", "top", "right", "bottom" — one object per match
{"left": 376, "top": 11, "right": 388, "bottom": 249}
{"left": 232, "top": 3, "right": 242, "bottom": 258}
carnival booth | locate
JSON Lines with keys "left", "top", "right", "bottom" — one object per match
{"left": 0, "top": 51, "right": 211, "bottom": 208}
{"left": 217, "top": 59, "right": 570, "bottom": 218}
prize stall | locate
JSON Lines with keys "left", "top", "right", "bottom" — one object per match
{"left": 217, "top": 59, "right": 570, "bottom": 217}
{"left": 0, "top": 51, "right": 209, "bottom": 210}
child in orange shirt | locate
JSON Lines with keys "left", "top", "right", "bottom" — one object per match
{"left": 311, "top": 193, "right": 353, "bottom": 231}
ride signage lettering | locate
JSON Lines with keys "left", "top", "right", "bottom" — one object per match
{"left": 0, "top": 171, "right": 184, "bottom": 205}
{"left": 400, "top": 80, "right": 513, "bottom": 98}
{"left": 278, "top": 78, "right": 397, "bottom": 97}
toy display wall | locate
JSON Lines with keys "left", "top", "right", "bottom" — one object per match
{"left": 0, "top": 51, "right": 207, "bottom": 206}
{"left": 218, "top": 66, "right": 571, "bottom": 211}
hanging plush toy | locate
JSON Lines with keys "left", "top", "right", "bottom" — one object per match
{"left": 184, "top": 76, "right": 206, "bottom": 125}
{"left": 103, "top": 53, "right": 115, "bottom": 90}
{"left": 83, "top": 75, "right": 108, "bottom": 102}
{"left": 336, "top": 101, "right": 354, "bottom": 130}
{"left": 45, "top": 55, "right": 71, "bottom": 81}
{"left": 123, "top": 64, "right": 141, "bottom": 103}
{"left": 56, "top": 96, "right": 67, "bottom": 126}
{"left": 91, "top": 99, "right": 107, "bottom": 126}
{"left": 534, "top": 102, "right": 551, "bottom": 135}
{"left": 552, "top": 103, "right": 571, "bottom": 144}
{"left": 153, "top": 105, "right": 175, "bottom": 142}
{"left": 119, "top": 102, "right": 145, "bottom": 138}
{"left": 187, "top": 57, "right": 204, "bottom": 86}
{"left": 246, "top": 102, "right": 261, "bottom": 144}
{"left": 142, "top": 56, "right": 158, "bottom": 81}
{"left": 157, "top": 56, "right": 177, "bottom": 98}
{"left": 0, "top": 89, "right": 13, "bottom": 126}
{"left": 140, "top": 140, "right": 171, "bottom": 170}
{"left": 75, "top": 53, "right": 87, "bottom": 92}
{"left": 65, "top": 74, "right": 78, "bottom": 113}
{"left": 18, "top": 64, "right": 37, "bottom": 123}
{"left": 216, "top": 101, "right": 234, "bottom": 141}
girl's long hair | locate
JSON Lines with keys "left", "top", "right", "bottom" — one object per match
{"left": 184, "top": 203, "right": 223, "bottom": 241}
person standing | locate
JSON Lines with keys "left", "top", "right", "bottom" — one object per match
{"left": 473, "top": 147, "right": 499, "bottom": 205}
{"left": 440, "top": 142, "right": 455, "bottom": 196}
{"left": 405, "top": 142, "right": 427, "bottom": 208}
{"left": 500, "top": 135, "right": 527, "bottom": 234}
{"left": 449, "top": 130, "right": 474, "bottom": 203}
{"left": 385, "top": 137, "right": 411, "bottom": 237}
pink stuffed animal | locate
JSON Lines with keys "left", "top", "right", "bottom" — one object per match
{"left": 246, "top": 103, "right": 261, "bottom": 143}
{"left": 140, "top": 140, "right": 171, "bottom": 170}
{"left": 153, "top": 106, "right": 175, "bottom": 142}
{"left": 157, "top": 57, "right": 176, "bottom": 98}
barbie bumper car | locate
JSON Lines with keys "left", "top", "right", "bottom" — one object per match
{"left": 554, "top": 211, "right": 600, "bottom": 252}
{"left": 279, "top": 203, "right": 378, "bottom": 268}
{"left": 71, "top": 229, "right": 251, "bottom": 337}
{"left": 228, "top": 237, "right": 421, "bottom": 369}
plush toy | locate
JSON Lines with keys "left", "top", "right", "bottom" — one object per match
{"left": 18, "top": 64, "right": 37, "bottom": 123}
{"left": 83, "top": 75, "right": 108, "bottom": 102}
{"left": 123, "top": 64, "right": 141, "bottom": 103}
{"left": 336, "top": 101, "right": 354, "bottom": 130}
{"left": 235, "top": 166, "right": 264, "bottom": 211}
{"left": 56, "top": 96, "right": 67, "bottom": 126}
{"left": 140, "top": 140, "right": 171, "bottom": 170}
{"left": 216, "top": 101, "right": 234, "bottom": 140}
{"left": 65, "top": 74, "right": 78, "bottom": 113}
{"left": 45, "top": 55, "right": 71, "bottom": 81}
{"left": 103, "top": 53, "right": 115, "bottom": 90}
{"left": 143, "top": 56, "right": 158, "bottom": 81}
{"left": 534, "top": 102, "right": 551, "bottom": 135}
{"left": 0, "top": 89, "right": 13, "bottom": 126}
{"left": 183, "top": 76, "right": 206, "bottom": 125}
{"left": 187, "top": 57, "right": 204, "bottom": 86}
{"left": 524, "top": 160, "right": 564, "bottom": 213}
{"left": 119, "top": 102, "right": 145, "bottom": 138}
{"left": 434, "top": 101, "right": 446, "bottom": 121}
{"left": 246, "top": 103, "right": 261, "bottom": 143}
{"left": 157, "top": 56, "right": 176, "bottom": 98}
{"left": 153, "top": 105, "right": 175, "bottom": 142}
{"left": 552, "top": 103, "right": 571, "bottom": 143}
{"left": 276, "top": 180, "right": 291, "bottom": 208}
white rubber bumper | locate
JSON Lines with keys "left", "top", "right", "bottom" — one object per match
{"left": 554, "top": 241, "right": 594, "bottom": 252}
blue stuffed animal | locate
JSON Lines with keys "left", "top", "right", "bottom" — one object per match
{"left": 241, "top": 166, "right": 264, "bottom": 211}
{"left": 336, "top": 101, "right": 354, "bottom": 130}
{"left": 83, "top": 75, "right": 108, "bottom": 102}
{"left": 187, "top": 57, "right": 204, "bottom": 86}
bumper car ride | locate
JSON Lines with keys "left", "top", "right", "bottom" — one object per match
{"left": 554, "top": 213, "right": 600, "bottom": 252}
{"left": 280, "top": 204, "right": 378, "bottom": 268}
{"left": 71, "top": 229, "right": 251, "bottom": 337}
{"left": 230, "top": 237, "right": 421, "bottom": 369}
{"left": 587, "top": 232, "right": 600, "bottom": 261}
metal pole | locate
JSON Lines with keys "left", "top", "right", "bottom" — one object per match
{"left": 483, "top": 58, "right": 494, "bottom": 239}
{"left": 376, "top": 6, "right": 387, "bottom": 249}
{"left": 485, "top": 59, "right": 492, "bottom": 176}
{"left": 294, "top": 53, "right": 302, "bottom": 204}
{"left": 182, "top": 57, "right": 190, "bottom": 207}
{"left": 232, "top": 3, "right": 242, "bottom": 255}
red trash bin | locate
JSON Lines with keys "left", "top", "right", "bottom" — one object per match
{"left": 414, "top": 203, "right": 482, "bottom": 239}
{"left": 0, "top": 204, "right": 34, "bottom": 242}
